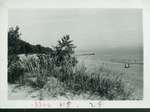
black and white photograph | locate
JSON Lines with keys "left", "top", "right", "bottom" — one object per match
{"left": 7, "top": 8, "right": 143, "bottom": 101}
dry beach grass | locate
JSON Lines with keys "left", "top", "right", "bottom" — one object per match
{"left": 8, "top": 54, "right": 137, "bottom": 100}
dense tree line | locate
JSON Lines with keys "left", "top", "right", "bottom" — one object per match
{"left": 8, "top": 26, "right": 52, "bottom": 56}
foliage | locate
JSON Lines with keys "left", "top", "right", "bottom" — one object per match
{"left": 19, "top": 55, "right": 133, "bottom": 100}
{"left": 19, "top": 54, "right": 54, "bottom": 88}
{"left": 8, "top": 55, "right": 24, "bottom": 83}
{"left": 52, "top": 35, "right": 78, "bottom": 67}
{"left": 8, "top": 54, "right": 20, "bottom": 67}
{"left": 8, "top": 26, "right": 52, "bottom": 56}
{"left": 8, "top": 26, "right": 133, "bottom": 100}
{"left": 60, "top": 64, "right": 134, "bottom": 100}
{"left": 8, "top": 26, "right": 21, "bottom": 55}
{"left": 8, "top": 26, "right": 52, "bottom": 84}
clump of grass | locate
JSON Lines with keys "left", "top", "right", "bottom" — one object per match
{"left": 87, "top": 66, "right": 134, "bottom": 100}
{"left": 19, "top": 54, "right": 134, "bottom": 100}
{"left": 43, "top": 76, "right": 67, "bottom": 98}
{"left": 54, "top": 62, "right": 134, "bottom": 100}
{"left": 19, "top": 54, "right": 54, "bottom": 88}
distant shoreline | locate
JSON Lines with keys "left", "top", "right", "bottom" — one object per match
{"left": 75, "top": 52, "right": 95, "bottom": 56}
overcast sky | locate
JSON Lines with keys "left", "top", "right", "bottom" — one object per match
{"left": 8, "top": 9, "right": 143, "bottom": 51}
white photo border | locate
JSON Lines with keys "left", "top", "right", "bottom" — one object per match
{"left": 0, "top": 0, "right": 150, "bottom": 108}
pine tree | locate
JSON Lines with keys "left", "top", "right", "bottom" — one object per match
{"left": 52, "top": 35, "right": 78, "bottom": 67}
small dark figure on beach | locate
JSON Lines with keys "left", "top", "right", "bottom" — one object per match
{"left": 124, "top": 63, "right": 130, "bottom": 68}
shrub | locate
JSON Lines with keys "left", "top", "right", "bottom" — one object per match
{"left": 52, "top": 35, "right": 78, "bottom": 67}
{"left": 19, "top": 54, "right": 54, "bottom": 88}
{"left": 8, "top": 55, "right": 24, "bottom": 83}
{"left": 8, "top": 54, "right": 19, "bottom": 67}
